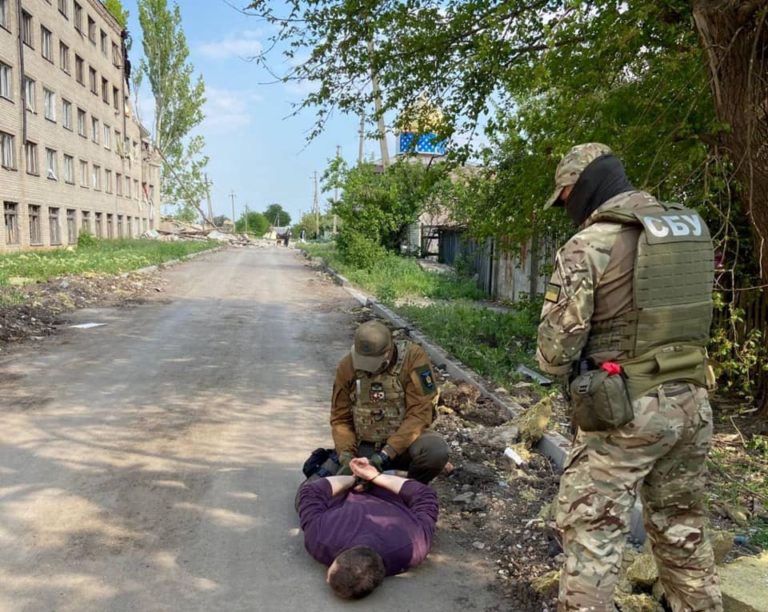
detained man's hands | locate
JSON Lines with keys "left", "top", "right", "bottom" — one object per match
{"left": 350, "top": 457, "right": 380, "bottom": 483}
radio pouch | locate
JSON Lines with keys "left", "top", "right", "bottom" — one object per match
{"left": 569, "top": 370, "right": 634, "bottom": 432}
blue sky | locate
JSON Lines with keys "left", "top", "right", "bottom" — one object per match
{"left": 122, "top": 0, "right": 391, "bottom": 224}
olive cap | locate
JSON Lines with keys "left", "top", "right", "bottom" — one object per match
{"left": 351, "top": 321, "right": 393, "bottom": 373}
{"left": 544, "top": 142, "right": 613, "bottom": 209}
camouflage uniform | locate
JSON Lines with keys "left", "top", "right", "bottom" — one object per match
{"left": 537, "top": 144, "right": 722, "bottom": 611}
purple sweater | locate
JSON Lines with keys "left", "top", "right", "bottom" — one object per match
{"left": 298, "top": 479, "right": 439, "bottom": 576}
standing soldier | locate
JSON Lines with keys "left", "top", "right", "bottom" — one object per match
{"left": 330, "top": 320, "right": 448, "bottom": 483}
{"left": 537, "top": 143, "right": 722, "bottom": 611}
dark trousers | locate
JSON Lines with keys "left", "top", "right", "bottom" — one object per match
{"left": 359, "top": 431, "right": 449, "bottom": 484}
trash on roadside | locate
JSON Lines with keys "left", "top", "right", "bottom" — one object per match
{"left": 515, "top": 364, "right": 553, "bottom": 386}
{"left": 69, "top": 323, "right": 106, "bottom": 329}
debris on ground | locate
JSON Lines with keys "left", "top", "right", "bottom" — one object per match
{"left": 144, "top": 218, "right": 269, "bottom": 247}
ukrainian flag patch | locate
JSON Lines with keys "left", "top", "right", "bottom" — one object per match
{"left": 544, "top": 282, "right": 561, "bottom": 303}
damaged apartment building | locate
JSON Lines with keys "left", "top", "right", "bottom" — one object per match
{"left": 0, "top": 0, "right": 161, "bottom": 253}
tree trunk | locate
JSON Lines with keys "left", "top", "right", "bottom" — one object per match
{"left": 692, "top": 0, "right": 768, "bottom": 414}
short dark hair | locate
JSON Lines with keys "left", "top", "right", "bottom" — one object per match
{"left": 327, "top": 546, "right": 385, "bottom": 599}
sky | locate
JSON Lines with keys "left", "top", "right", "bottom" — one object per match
{"left": 122, "top": 0, "right": 394, "bottom": 224}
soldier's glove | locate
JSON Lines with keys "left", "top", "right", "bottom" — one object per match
{"left": 336, "top": 451, "right": 354, "bottom": 476}
{"left": 369, "top": 451, "right": 392, "bottom": 472}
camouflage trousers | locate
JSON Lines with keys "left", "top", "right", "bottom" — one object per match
{"left": 555, "top": 382, "right": 723, "bottom": 611}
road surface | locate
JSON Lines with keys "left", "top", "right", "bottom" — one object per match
{"left": 0, "top": 247, "right": 504, "bottom": 612}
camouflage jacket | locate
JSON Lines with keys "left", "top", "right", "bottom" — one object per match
{"left": 331, "top": 342, "right": 438, "bottom": 456}
{"left": 536, "top": 190, "right": 660, "bottom": 376}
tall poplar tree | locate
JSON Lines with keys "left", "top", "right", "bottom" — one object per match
{"left": 137, "top": 0, "right": 209, "bottom": 221}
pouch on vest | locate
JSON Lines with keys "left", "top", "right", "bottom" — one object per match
{"left": 569, "top": 369, "right": 634, "bottom": 432}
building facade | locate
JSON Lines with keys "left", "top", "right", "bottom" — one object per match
{"left": 0, "top": 0, "right": 160, "bottom": 253}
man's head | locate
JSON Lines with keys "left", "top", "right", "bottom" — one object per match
{"left": 544, "top": 142, "right": 613, "bottom": 209}
{"left": 327, "top": 546, "right": 386, "bottom": 599}
{"left": 351, "top": 321, "right": 393, "bottom": 374}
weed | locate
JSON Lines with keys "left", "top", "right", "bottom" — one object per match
{"left": 0, "top": 239, "right": 218, "bottom": 286}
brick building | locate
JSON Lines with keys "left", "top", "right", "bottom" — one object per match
{"left": 0, "top": 0, "right": 160, "bottom": 252}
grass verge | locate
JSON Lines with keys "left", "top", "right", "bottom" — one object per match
{"left": 0, "top": 239, "right": 219, "bottom": 286}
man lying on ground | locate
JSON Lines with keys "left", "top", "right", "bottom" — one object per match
{"left": 296, "top": 457, "right": 439, "bottom": 599}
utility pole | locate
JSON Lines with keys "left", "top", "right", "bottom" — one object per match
{"left": 333, "top": 145, "right": 340, "bottom": 234}
{"left": 367, "top": 38, "right": 389, "bottom": 168}
{"left": 229, "top": 191, "right": 236, "bottom": 229}
{"left": 312, "top": 171, "right": 319, "bottom": 238}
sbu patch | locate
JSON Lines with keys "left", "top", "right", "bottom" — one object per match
{"left": 415, "top": 365, "right": 435, "bottom": 395}
{"left": 369, "top": 382, "right": 385, "bottom": 402}
{"left": 545, "top": 282, "right": 561, "bottom": 303}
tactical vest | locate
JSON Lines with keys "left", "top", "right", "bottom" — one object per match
{"left": 583, "top": 202, "right": 714, "bottom": 398}
{"left": 350, "top": 340, "right": 410, "bottom": 444}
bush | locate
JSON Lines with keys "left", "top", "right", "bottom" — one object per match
{"left": 77, "top": 230, "right": 98, "bottom": 248}
{"left": 336, "top": 229, "right": 387, "bottom": 270}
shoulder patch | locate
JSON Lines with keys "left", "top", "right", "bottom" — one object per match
{"left": 414, "top": 365, "right": 436, "bottom": 394}
{"left": 544, "top": 282, "right": 561, "bottom": 303}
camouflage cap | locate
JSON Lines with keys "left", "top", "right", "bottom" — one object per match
{"left": 351, "top": 321, "right": 393, "bottom": 373}
{"left": 544, "top": 143, "right": 613, "bottom": 209}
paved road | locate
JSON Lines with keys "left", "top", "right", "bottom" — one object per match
{"left": 0, "top": 247, "right": 504, "bottom": 612}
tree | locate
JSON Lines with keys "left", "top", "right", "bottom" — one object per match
{"left": 102, "top": 0, "right": 128, "bottom": 29}
{"left": 137, "top": 0, "right": 209, "bottom": 222}
{"left": 236, "top": 211, "right": 270, "bottom": 236}
{"left": 293, "top": 211, "right": 336, "bottom": 239}
{"left": 263, "top": 204, "right": 291, "bottom": 227}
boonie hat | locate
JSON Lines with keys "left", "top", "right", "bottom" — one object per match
{"left": 544, "top": 142, "right": 613, "bottom": 209}
{"left": 351, "top": 321, "right": 393, "bottom": 373}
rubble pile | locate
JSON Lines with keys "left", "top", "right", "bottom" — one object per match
{"left": 144, "top": 219, "right": 270, "bottom": 247}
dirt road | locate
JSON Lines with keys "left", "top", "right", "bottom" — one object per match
{"left": 0, "top": 248, "right": 504, "bottom": 612}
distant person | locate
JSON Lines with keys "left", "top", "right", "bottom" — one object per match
{"left": 283, "top": 230, "right": 291, "bottom": 247}
{"left": 297, "top": 457, "right": 438, "bottom": 599}
{"left": 328, "top": 320, "right": 448, "bottom": 483}
{"left": 300, "top": 229, "right": 306, "bottom": 243}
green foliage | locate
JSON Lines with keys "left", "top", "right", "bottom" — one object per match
{"left": 396, "top": 302, "right": 540, "bottom": 389}
{"left": 0, "top": 240, "right": 217, "bottom": 285}
{"left": 236, "top": 211, "right": 270, "bottom": 236}
{"left": 263, "top": 203, "right": 291, "bottom": 227}
{"left": 292, "top": 210, "right": 336, "bottom": 238}
{"left": 102, "top": 0, "right": 129, "bottom": 29}
{"left": 137, "top": 0, "right": 208, "bottom": 217}
{"left": 212, "top": 215, "right": 230, "bottom": 227}
{"left": 77, "top": 230, "right": 98, "bottom": 248}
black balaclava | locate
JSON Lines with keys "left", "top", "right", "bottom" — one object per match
{"left": 564, "top": 154, "right": 634, "bottom": 226}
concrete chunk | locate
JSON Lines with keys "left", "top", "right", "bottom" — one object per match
{"left": 719, "top": 551, "right": 768, "bottom": 612}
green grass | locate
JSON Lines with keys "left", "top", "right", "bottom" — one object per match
{"left": 396, "top": 302, "right": 541, "bottom": 389}
{"left": 0, "top": 239, "right": 219, "bottom": 286}
{"left": 300, "top": 242, "right": 485, "bottom": 302}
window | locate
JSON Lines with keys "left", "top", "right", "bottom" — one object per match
{"left": 125, "top": 175, "right": 131, "bottom": 197}
{"left": 114, "top": 129, "right": 121, "bottom": 152}
{"left": 58, "top": 0, "right": 68, "bottom": 19}
{"left": 81, "top": 210, "right": 90, "bottom": 234}
{"left": 1, "top": 131, "right": 15, "bottom": 169}
{"left": 75, "top": 55, "right": 83, "bottom": 84}
{"left": 29, "top": 205, "right": 41, "bottom": 244}
{"left": 73, "top": 2, "right": 81, "bottom": 32}
{"left": 133, "top": 179, "right": 139, "bottom": 199}
{"left": 113, "top": 86, "right": 119, "bottom": 110}
{"left": 4, "top": 201, "right": 19, "bottom": 244}
{"left": 103, "top": 124, "right": 110, "bottom": 149}
{"left": 0, "top": 0, "right": 8, "bottom": 30}
{"left": 63, "top": 154, "right": 74, "bottom": 183}
{"left": 77, "top": 108, "right": 86, "bottom": 137}
{"left": 49, "top": 207, "right": 61, "bottom": 245}
{"left": 79, "top": 159, "right": 87, "bottom": 186}
{"left": 62, "top": 99, "right": 72, "bottom": 129}
{"left": 89, "top": 67, "right": 97, "bottom": 94}
{"left": 106, "top": 213, "right": 113, "bottom": 238}
{"left": 115, "top": 171, "right": 122, "bottom": 195}
{"left": 100, "top": 30, "right": 107, "bottom": 55}
{"left": 94, "top": 212, "right": 102, "bottom": 237}
{"left": 87, "top": 16, "right": 95, "bottom": 43}
{"left": 22, "top": 11, "right": 33, "bottom": 47}
{"left": 66, "top": 209, "right": 76, "bottom": 243}
{"left": 46, "top": 148, "right": 57, "bottom": 180}
{"left": 91, "top": 116, "right": 98, "bottom": 143}
{"left": 112, "top": 42, "right": 121, "bottom": 67}
{"left": 24, "top": 141, "right": 38, "bottom": 175}
{"left": 117, "top": 214, "right": 123, "bottom": 238}
{"left": 126, "top": 216, "right": 132, "bottom": 238}
{"left": 0, "top": 62, "right": 11, "bottom": 100}
{"left": 23, "top": 77, "right": 35, "bottom": 112}
{"left": 59, "top": 42, "right": 69, "bottom": 73}
{"left": 104, "top": 168, "right": 112, "bottom": 192}
{"left": 91, "top": 164, "right": 100, "bottom": 190}
{"left": 41, "top": 26, "right": 52, "bottom": 61}
{"left": 44, "top": 88, "right": 55, "bottom": 121}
